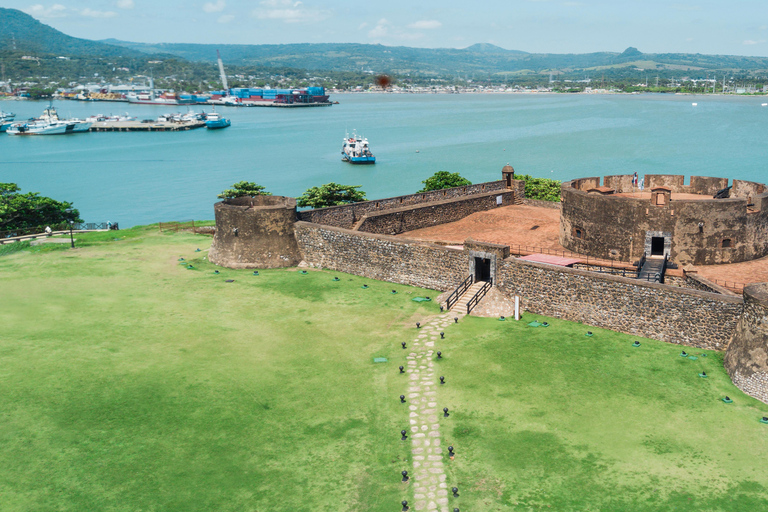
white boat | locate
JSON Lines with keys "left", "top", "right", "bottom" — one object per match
{"left": 0, "top": 110, "right": 14, "bottom": 132}
{"left": 85, "top": 113, "right": 137, "bottom": 123}
{"left": 6, "top": 106, "right": 91, "bottom": 135}
{"left": 341, "top": 131, "right": 375, "bottom": 164}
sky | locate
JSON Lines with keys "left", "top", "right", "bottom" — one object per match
{"left": 6, "top": 0, "right": 768, "bottom": 56}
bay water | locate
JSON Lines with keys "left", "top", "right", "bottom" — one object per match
{"left": 1, "top": 93, "right": 766, "bottom": 227}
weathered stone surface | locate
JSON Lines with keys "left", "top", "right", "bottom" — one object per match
{"left": 298, "top": 180, "right": 508, "bottom": 229}
{"left": 725, "top": 283, "right": 768, "bottom": 404}
{"left": 560, "top": 175, "right": 768, "bottom": 265}
{"left": 356, "top": 191, "right": 516, "bottom": 236}
{"left": 209, "top": 196, "right": 301, "bottom": 268}
{"left": 294, "top": 222, "right": 468, "bottom": 291}
{"left": 496, "top": 257, "right": 743, "bottom": 350}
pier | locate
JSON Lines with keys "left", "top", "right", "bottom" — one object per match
{"left": 89, "top": 120, "right": 205, "bottom": 132}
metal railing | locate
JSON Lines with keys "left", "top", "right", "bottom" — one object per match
{"left": 1, "top": 222, "right": 114, "bottom": 241}
{"left": 158, "top": 220, "right": 196, "bottom": 232}
{"left": 707, "top": 278, "right": 747, "bottom": 294}
{"left": 508, "top": 243, "right": 633, "bottom": 270}
{"left": 636, "top": 252, "right": 647, "bottom": 273}
{"left": 446, "top": 274, "right": 473, "bottom": 310}
{"left": 466, "top": 279, "right": 492, "bottom": 314}
{"left": 572, "top": 264, "right": 639, "bottom": 278}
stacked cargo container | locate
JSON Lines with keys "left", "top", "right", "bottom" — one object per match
{"left": 206, "top": 87, "right": 329, "bottom": 105}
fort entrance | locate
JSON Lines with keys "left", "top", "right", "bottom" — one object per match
{"left": 474, "top": 257, "right": 492, "bottom": 282}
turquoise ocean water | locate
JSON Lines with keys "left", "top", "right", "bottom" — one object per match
{"left": 1, "top": 93, "right": 767, "bottom": 227}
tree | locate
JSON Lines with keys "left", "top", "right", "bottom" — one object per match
{"left": 297, "top": 183, "right": 366, "bottom": 208}
{"left": 218, "top": 181, "right": 271, "bottom": 199}
{"left": 516, "top": 174, "right": 562, "bottom": 202}
{"left": 0, "top": 183, "right": 81, "bottom": 232}
{"left": 418, "top": 171, "right": 472, "bottom": 192}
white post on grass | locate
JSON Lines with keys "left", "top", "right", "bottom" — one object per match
{"left": 514, "top": 296, "right": 520, "bottom": 321}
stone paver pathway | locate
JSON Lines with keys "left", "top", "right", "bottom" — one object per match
{"left": 402, "top": 311, "right": 464, "bottom": 512}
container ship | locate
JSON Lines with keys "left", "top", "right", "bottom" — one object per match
{"left": 207, "top": 87, "right": 331, "bottom": 107}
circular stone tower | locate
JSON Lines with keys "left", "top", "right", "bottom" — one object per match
{"left": 724, "top": 283, "right": 768, "bottom": 404}
{"left": 209, "top": 195, "right": 301, "bottom": 268}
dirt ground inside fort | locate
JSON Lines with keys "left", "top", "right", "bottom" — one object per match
{"left": 399, "top": 204, "right": 768, "bottom": 288}
{"left": 400, "top": 205, "right": 564, "bottom": 252}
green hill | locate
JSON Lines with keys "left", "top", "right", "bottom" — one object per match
{"left": 0, "top": 8, "right": 143, "bottom": 58}
{"left": 101, "top": 39, "right": 768, "bottom": 76}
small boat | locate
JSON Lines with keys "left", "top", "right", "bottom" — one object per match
{"left": 0, "top": 110, "right": 15, "bottom": 132}
{"left": 341, "top": 131, "right": 375, "bottom": 164}
{"left": 85, "top": 113, "right": 137, "bottom": 123}
{"left": 205, "top": 111, "right": 231, "bottom": 129}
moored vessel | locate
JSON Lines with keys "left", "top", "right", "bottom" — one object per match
{"left": 341, "top": 132, "right": 375, "bottom": 164}
{"left": 0, "top": 110, "right": 14, "bottom": 132}
{"left": 205, "top": 111, "right": 231, "bottom": 129}
{"left": 6, "top": 106, "right": 91, "bottom": 135}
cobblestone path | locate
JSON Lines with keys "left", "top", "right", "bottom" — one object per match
{"left": 403, "top": 311, "right": 464, "bottom": 512}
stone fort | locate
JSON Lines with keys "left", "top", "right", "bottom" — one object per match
{"left": 208, "top": 167, "right": 768, "bottom": 404}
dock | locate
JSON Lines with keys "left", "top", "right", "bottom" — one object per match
{"left": 89, "top": 120, "right": 206, "bottom": 132}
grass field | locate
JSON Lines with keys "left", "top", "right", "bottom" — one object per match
{"left": 1, "top": 227, "right": 767, "bottom": 511}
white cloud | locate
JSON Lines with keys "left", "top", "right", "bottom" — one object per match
{"left": 24, "top": 4, "right": 67, "bottom": 19}
{"left": 368, "top": 18, "right": 389, "bottom": 39}
{"left": 116, "top": 0, "right": 134, "bottom": 8}
{"left": 358, "top": 22, "right": 368, "bottom": 30}
{"left": 81, "top": 8, "right": 118, "bottom": 18}
{"left": 253, "top": 0, "right": 328, "bottom": 23}
{"left": 218, "top": 14, "right": 235, "bottom": 23}
{"left": 407, "top": 20, "right": 441, "bottom": 30}
{"left": 743, "top": 39, "right": 765, "bottom": 45}
{"left": 203, "top": 0, "right": 225, "bottom": 13}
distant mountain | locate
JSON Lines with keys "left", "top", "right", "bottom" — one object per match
{"left": 3, "top": 6, "right": 768, "bottom": 80}
{"left": 102, "top": 40, "right": 768, "bottom": 76}
{"left": 0, "top": 8, "right": 148, "bottom": 59}
{"left": 463, "top": 43, "right": 526, "bottom": 54}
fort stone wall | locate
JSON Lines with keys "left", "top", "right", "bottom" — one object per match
{"left": 298, "top": 180, "right": 508, "bottom": 229}
{"left": 725, "top": 283, "right": 768, "bottom": 404}
{"left": 356, "top": 190, "right": 515, "bottom": 235}
{"left": 495, "top": 257, "right": 744, "bottom": 350}
{"left": 560, "top": 174, "right": 768, "bottom": 265}
{"left": 294, "top": 221, "right": 467, "bottom": 291}
{"left": 209, "top": 196, "right": 301, "bottom": 269}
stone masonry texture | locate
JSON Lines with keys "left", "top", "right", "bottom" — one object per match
{"left": 294, "top": 222, "right": 468, "bottom": 291}
{"left": 725, "top": 283, "right": 768, "bottom": 404}
{"left": 495, "top": 257, "right": 744, "bottom": 350}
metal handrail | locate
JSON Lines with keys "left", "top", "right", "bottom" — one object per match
{"left": 509, "top": 243, "right": 629, "bottom": 269}
{"left": 466, "top": 279, "right": 492, "bottom": 314}
{"left": 447, "top": 274, "right": 473, "bottom": 310}
{"left": 637, "top": 252, "right": 647, "bottom": 272}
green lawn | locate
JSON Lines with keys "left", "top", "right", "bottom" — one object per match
{"left": 1, "top": 227, "right": 767, "bottom": 511}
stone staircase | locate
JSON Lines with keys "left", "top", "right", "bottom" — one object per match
{"left": 638, "top": 256, "right": 666, "bottom": 283}
{"left": 449, "top": 281, "right": 488, "bottom": 313}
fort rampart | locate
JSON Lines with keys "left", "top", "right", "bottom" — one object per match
{"left": 724, "top": 283, "right": 768, "bottom": 404}
{"left": 560, "top": 174, "right": 768, "bottom": 265}
{"left": 209, "top": 168, "right": 768, "bottom": 403}
{"left": 294, "top": 220, "right": 743, "bottom": 350}
{"left": 355, "top": 190, "right": 515, "bottom": 235}
{"left": 294, "top": 221, "right": 468, "bottom": 291}
{"left": 298, "top": 180, "right": 510, "bottom": 229}
{"left": 208, "top": 195, "right": 301, "bottom": 268}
